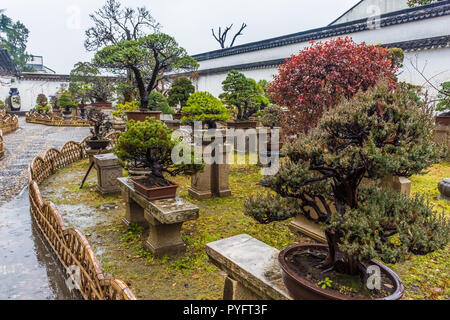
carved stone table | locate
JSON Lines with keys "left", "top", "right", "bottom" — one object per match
{"left": 93, "top": 153, "right": 122, "bottom": 195}
{"left": 118, "top": 177, "right": 199, "bottom": 257}
{"left": 206, "top": 234, "right": 292, "bottom": 300}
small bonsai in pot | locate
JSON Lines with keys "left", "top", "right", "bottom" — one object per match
{"left": 220, "top": 70, "right": 270, "bottom": 129}
{"left": 86, "top": 110, "right": 113, "bottom": 150}
{"left": 58, "top": 92, "right": 77, "bottom": 118}
{"left": 245, "top": 81, "right": 449, "bottom": 300}
{"left": 115, "top": 118, "right": 203, "bottom": 200}
{"left": 181, "top": 92, "right": 229, "bottom": 129}
{"left": 35, "top": 94, "right": 51, "bottom": 114}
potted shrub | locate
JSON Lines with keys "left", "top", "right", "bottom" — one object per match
{"left": 168, "top": 77, "right": 196, "bottom": 120}
{"left": 435, "top": 81, "right": 450, "bottom": 126}
{"left": 58, "top": 92, "right": 77, "bottom": 118}
{"left": 220, "top": 70, "right": 270, "bottom": 129}
{"left": 258, "top": 104, "right": 284, "bottom": 152}
{"left": 94, "top": 33, "right": 198, "bottom": 123}
{"left": 244, "top": 81, "right": 449, "bottom": 300}
{"left": 85, "top": 110, "right": 113, "bottom": 150}
{"left": 115, "top": 118, "right": 203, "bottom": 200}
{"left": 181, "top": 92, "right": 229, "bottom": 129}
{"left": 35, "top": 94, "right": 51, "bottom": 114}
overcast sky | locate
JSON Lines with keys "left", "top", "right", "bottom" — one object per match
{"left": 3, "top": 0, "right": 360, "bottom": 74}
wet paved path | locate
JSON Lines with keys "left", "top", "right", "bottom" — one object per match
{"left": 0, "top": 118, "right": 89, "bottom": 299}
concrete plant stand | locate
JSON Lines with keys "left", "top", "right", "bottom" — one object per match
{"left": 118, "top": 177, "right": 199, "bottom": 257}
{"left": 93, "top": 153, "right": 122, "bottom": 195}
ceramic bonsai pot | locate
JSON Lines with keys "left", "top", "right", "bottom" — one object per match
{"left": 126, "top": 110, "right": 162, "bottom": 122}
{"left": 278, "top": 244, "right": 405, "bottom": 300}
{"left": 172, "top": 113, "right": 183, "bottom": 121}
{"left": 131, "top": 177, "right": 178, "bottom": 201}
{"left": 92, "top": 101, "right": 113, "bottom": 109}
{"left": 436, "top": 114, "right": 450, "bottom": 126}
{"left": 227, "top": 121, "right": 258, "bottom": 129}
{"left": 86, "top": 139, "right": 110, "bottom": 150}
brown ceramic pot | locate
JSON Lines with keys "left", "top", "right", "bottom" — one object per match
{"left": 86, "top": 139, "right": 110, "bottom": 150}
{"left": 227, "top": 121, "right": 258, "bottom": 129}
{"left": 91, "top": 102, "right": 113, "bottom": 109}
{"left": 436, "top": 115, "right": 450, "bottom": 126}
{"left": 172, "top": 113, "right": 183, "bottom": 121}
{"left": 278, "top": 244, "right": 405, "bottom": 300}
{"left": 132, "top": 178, "right": 178, "bottom": 201}
{"left": 126, "top": 111, "right": 162, "bottom": 122}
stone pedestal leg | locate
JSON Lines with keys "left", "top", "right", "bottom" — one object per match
{"left": 223, "top": 277, "right": 261, "bottom": 300}
{"left": 144, "top": 212, "right": 186, "bottom": 258}
{"left": 189, "top": 163, "right": 214, "bottom": 200}
{"left": 122, "top": 191, "right": 147, "bottom": 228}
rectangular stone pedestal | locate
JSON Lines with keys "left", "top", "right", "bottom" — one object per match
{"left": 93, "top": 153, "right": 122, "bottom": 195}
{"left": 118, "top": 177, "right": 199, "bottom": 257}
{"left": 206, "top": 234, "right": 292, "bottom": 300}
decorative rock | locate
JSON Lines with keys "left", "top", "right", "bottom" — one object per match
{"left": 93, "top": 153, "right": 122, "bottom": 195}
{"left": 117, "top": 177, "right": 199, "bottom": 257}
{"left": 438, "top": 178, "right": 450, "bottom": 201}
{"left": 206, "top": 234, "right": 292, "bottom": 300}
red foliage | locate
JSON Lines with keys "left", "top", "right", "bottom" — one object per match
{"left": 269, "top": 37, "right": 397, "bottom": 136}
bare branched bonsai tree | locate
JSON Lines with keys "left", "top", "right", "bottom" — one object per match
{"left": 212, "top": 23, "right": 247, "bottom": 49}
{"left": 245, "top": 81, "right": 449, "bottom": 277}
{"left": 87, "top": 109, "right": 112, "bottom": 141}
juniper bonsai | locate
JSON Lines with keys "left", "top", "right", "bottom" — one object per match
{"left": 115, "top": 118, "right": 203, "bottom": 187}
{"left": 181, "top": 92, "right": 229, "bottom": 129}
{"left": 245, "top": 81, "right": 449, "bottom": 277}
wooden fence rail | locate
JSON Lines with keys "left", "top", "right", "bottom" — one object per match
{"left": 0, "top": 110, "right": 19, "bottom": 134}
{"left": 28, "top": 131, "right": 136, "bottom": 300}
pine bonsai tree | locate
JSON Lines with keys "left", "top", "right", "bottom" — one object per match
{"left": 148, "top": 91, "right": 175, "bottom": 114}
{"left": 181, "top": 92, "right": 229, "bottom": 129}
{"left": 58, "top": 92, "right": 77, "bottom": 113}
{"left": 115, "top": 118, "right": 203, "bottom": 186}
{"left": 245, "top": 81, "right": 449, "bottom": 277}
{"left": 167, "top": 77, "right": 195, "bottom": 108}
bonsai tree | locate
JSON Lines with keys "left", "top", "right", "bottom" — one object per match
{"left": 112, "top": 101, "right": 140, "bottom": 120}
{"left": 35, "top": 94, "right": 51, "bottom": 114}
{"left": 115, "top": 118, "right": 203, "bottom": 186}
{"left": 87, "top": 109, "right": 112, "bottom": 141}
{"left": 58, "top": 92, "right": 77, "bottom": 114}
{"left": 181, "top": 92, "right": 229, "bottom": 129}
{"left": 245, "top": 81, "right": 449, "bottom": 278}
{"left": 94, "top": 33, "right": 199, "bottom": 111}
{"left": 220, "top": 70, "right": 269, "bottom": 121}
{"left": 258, "top": 105, "right": 283, "bottom": 128}
{"left": 167, "top": 77, "right": 195, "bottom": 109}
{"left": 269, "top": 37, "right": 399, "bottom": 136}
{"left": 69, "top": 62, "right": 114, "bottom": 104}
{"left": 436, "top": 81, "right": 450, "bottom": 115}
{"left": 148, "top": 91, "right": 175, "bottom": 114}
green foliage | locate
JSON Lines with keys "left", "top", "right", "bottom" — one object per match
{"left": 181, "top": 92, "right": 229, "bottom": 127}
{"left": 0, "top": 99, "right": 4, "bottom": 109}
{"left": 34, "top": 104, "right": 51, "bottom": 114}
{"left": 115, "top": 118, "right": 203, "bottom": 177}
{"left": 148, "top": 91, "right": 174, "bottom": 114}
{"left": 407, "top": 0, "right": 437, "bottom": 7}
{"left": 318, "top": 277, "right": 333, "bottom": 289}
{"left": 36, "top": 94, "right": 48, "bottom": 107}
{"left": 167, "top": 77, "right": 195, "bottom": 107}
{"left": 258, "top": 105, "right": 283, "bottom": 128}
{"left": 112, "top": 101, "right": 140, "bottom": 120}
{"left": 0, "top": 14, "right": 32, "bottom": 72}
{"left": 245, "top": 81, "right": 447, "bottom": 270}
{"left": 58, "top": 91, "right": 77, "bottom": 110}
{"left": 220, "top": 70, "right": 270, "bottom": 121}
{"left": 436, "top": 82, "right": 450, "bottom": 113}
{"left": 389, "top": 48, "right": 405, "bottom": 69}
{"left": 69, "top": 61, "right": 113, "bottom": 103}
{"left": 94, "top": 33, "right": 199, "bottom": 109}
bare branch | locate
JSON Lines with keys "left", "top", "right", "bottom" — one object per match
{"left": 230, "top": 23, "right": 247, "bottom": 48}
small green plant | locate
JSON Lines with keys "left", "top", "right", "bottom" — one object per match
{"left": 436, "top": 81, "right": 450, "bottom": 114}
{"left": 112, "top": 101, "right": 140, "bottom": 120}
{"left": 181, "top": 92, "right": 229, "bottom": 128}
{"left": 148, "top": 91, "right": 175, "bottom": 114}
{"left": 167, "top": 77, "right": 195, "bottom": 108}
{"left": 318, "top": 277, "right": 333, "bottom": 289}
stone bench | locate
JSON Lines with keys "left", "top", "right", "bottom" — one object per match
{"left": 206, "top": 234, "right": 292, "bottom": 300}
{"left": 117, "top": 177, "right": 199, "bottom": 257}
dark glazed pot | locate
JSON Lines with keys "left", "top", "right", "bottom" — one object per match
{"left": 436, "top": 115, "right": 450, "bottom": 126}
{"left": 131, "top": 178, "right": 178, "bottom": 201}
{"left": 86, "top": 139, "right": 110, "bottom": 150}
{"left": 126, "top": 111, "right": 162, "bottom": 122}
{"left": 227, "top": 121, "right": 258, "bottom": 129}
{"left": 92, "top": 102, "right": 113, "bottom": 109}
{"left": 278, "top": 244, "right": 405, "bottom": 300}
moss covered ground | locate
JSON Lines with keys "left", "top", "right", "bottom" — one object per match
{"left": 39, "top": 160, "right": 449, "bottom": 300}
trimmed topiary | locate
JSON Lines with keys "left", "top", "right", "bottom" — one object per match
{"left": 148, "top": 91, "right": 175, "bottom": 114}
{"left": 181, "top": 92, "right": 229, "bottom": 128}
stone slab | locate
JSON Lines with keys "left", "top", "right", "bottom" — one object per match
{"left": 206, "top": 234, "right": 292, "bottom": 300}
{"left": 93, "top": 153, "right": 120, "bottom": 167}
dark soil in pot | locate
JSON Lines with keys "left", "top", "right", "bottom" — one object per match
{"left": 279, "top": 244, "right": 404, "bottom": 300}
{"left": 132, "top": 176, "right": 178, "bottom": 201}
{"left": 86, "top": 139, "right": 110, "bottom": 150}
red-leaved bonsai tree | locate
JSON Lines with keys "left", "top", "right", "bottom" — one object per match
{"left": 269, "top": 37, "right": 399, "bottom": 137}
{"left": 245, "top": 81, "right": 449, "bottom": 279}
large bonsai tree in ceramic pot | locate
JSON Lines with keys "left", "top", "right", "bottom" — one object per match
{"left": 94, "top": 33, "right": 198, "bottom": 122}
{"left": 245, "top": 81, "right": 449, "bottom": 300}
{"left": 220, "top": 70, "right": 269, "bottom": 129}
{"left": 181, "top": 92, "right": 229, "bottom": 129}
{"left": 115, "top": 118, "right": 203, "bottom": 200}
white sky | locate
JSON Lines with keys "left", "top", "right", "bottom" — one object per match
{"left": 2, "top": 0, "right": 360, "bottom": 74}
